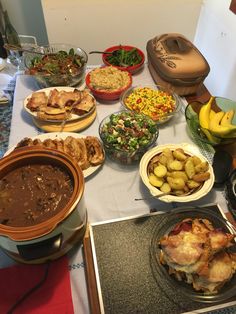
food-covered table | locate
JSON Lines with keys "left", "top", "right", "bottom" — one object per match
{"left": 0, "top": 64, "right": 235, "bottom": 313}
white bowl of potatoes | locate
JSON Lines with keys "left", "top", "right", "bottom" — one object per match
{"left": 139, "top": 143, "right": 214, "bottom": 203}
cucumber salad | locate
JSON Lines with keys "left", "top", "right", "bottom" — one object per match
{"left": 100, "top": 111, "right": 158, "bottom": 153}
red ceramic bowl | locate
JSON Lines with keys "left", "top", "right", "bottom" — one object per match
{"left": 85, "top": 66, "right": 132, "bottom": 101}
{"left": 102, "top": 45, "right": 145, "bottom": 74}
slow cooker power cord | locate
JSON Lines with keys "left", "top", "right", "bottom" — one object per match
{"left": 6, "top": 261, "right": 50, "bottom": 314}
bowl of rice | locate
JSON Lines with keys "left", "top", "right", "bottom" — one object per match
{"left": 85, "top": 66, "right": 132, "bottom": 101}
{"left": 121, "top": 85, "right": 181, "bottom": 124}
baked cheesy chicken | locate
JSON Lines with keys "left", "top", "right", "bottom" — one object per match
{"left": 26, "top": 88, "right": 95, "bottom": 121}
{"left": 159, "top": 218, "right": 236, "bottom": 294}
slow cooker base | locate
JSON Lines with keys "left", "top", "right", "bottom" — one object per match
{"left": 3, "top": 221, "right": 88, "bottom": 264}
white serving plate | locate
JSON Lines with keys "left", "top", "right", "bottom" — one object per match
{"left": 5, "top": 132, "right": 104, "bottom": 178}
{"left": 23, "top": 85, "right": 96, "bottom": 122}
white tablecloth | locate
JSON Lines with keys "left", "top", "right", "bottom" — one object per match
{"left": 1, "top": 65, "right": 230, "bottom": 313}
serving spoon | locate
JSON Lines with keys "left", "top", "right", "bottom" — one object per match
{"left": 89, "top": 50, "right": 119, "bottom": 55}
{"left": 135, "top": 192, "right": 170, "bottom": 201}
{"left": 134, "top": 188, "right": 198, "bottom": 201}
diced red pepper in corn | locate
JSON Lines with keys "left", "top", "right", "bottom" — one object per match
{"left": 124, "top": 87, "right": 176, "bottom": 122}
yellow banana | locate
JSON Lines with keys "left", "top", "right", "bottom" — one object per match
{"left": 201, "top": 128, "right": 221, "bottom": 144}
{"left": 220, "top": 109, "right": 235, "bottom": 126}
{"left": 198, "top": 97, "right": 221, "bottom": 143}
{"left": 198, "top": 97, "right": 236, "bottom": 139}
{"left": 209, "top": 111, "right": 236, "bottom": 136}
{"left": 199, "top": 96, "right": 214, "bottom": 129}
{"left": 209, "top": 109, "right": 216, "bottom": 120}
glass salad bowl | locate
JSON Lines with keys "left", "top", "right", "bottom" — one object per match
{"left": 121, "top": 85, "right": 181, "bottom": 124}
{"left": 24, "top": 43, "right": 88, "bottom": 88}
{"left": 99, "top": 110, "right": 159, "bottom": 165}
{"left": 185, "top": 97, "right": 236, "bottom": 146}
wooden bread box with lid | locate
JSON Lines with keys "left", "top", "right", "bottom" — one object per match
{"left": 146, "top": 33, "right": 210, "bottom": 96}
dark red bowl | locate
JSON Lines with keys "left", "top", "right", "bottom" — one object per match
{"left": 85, "top": 67, "right": 132, "bottom": 101}
{"left": 102, "top": 45, "right": 145, "bottom": 74}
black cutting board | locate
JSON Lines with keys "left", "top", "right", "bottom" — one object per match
{"left": 89, "top": 204, "right": 236, "bottom": 314}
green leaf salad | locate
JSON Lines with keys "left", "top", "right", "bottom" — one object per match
{"left": 25, "top": 47, "right": 87, "bottom": 87}
{"left": 28, "top": 49, "right": 85, "bottom": 76}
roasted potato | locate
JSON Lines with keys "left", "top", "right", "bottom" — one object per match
{"left": 195, "top": 161, "right": 209, "bottom": 173}
{"left": 149, "top": 173, "right": 164, "bottom": 187}
{"left": 184, "top": 159, "right": 196, "bottom": 179}
{"left": 192, "top": 172, "right": 210, "bottom": 182}
{"left": 158, "top": 153, "right": 168, "bottom": 166}
{"left": 160, "top": 182, "right": 171, "bottom": 193}
{"left": 174, "top": 189, "right": 186, "bottom": 196}
{"left": 168, "top": 171, "right": 188, "bottom": 182}
{"left": 189, "top": 156, "right": 202, "bottom": 166}
{"left": 173, "top": 149, "right": 188, "bottom": 161}
{"left": 154, "top": 164, "right": 167, "bottom": 178}
{"left": 167, "top": 177, "right": 185, "bottom": 190}
{"left": 162, "top": 148, "right": 174, "bottom": 161}
{"left": 168, "top": 160, "right": 183, "bottom": 171}
{"left": 186, "top": 180, "right": 201, "bottom": 189}
{"left": 147, "top": 147, "right": 211, "bottom": 197}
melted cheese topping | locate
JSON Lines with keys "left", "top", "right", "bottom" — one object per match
{"left": 209, "top": 230, "right": 234, "bottom": 251}
{"left": 159, "top": 218, "right": 236, "bottom": 294}
{"left": 162, "top": 231, "right": 204, "bottom": 266}
{"left": 207, "top": 252, "right": 233, "bottom": 283}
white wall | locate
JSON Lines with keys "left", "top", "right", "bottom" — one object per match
{"left": 2, "top": 0, "right": 236, "bottom": 101}
{"left": 1, "top": 0, "right": 48, "bottom": 45}
{"left": 41, "top": 0, "right": 202, "bottom": 65}
{"left": 194, "top": 0, "right": 236, "bottom": 100}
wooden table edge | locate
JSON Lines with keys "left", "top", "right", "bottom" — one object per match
{"left": 83, "top": 225, "right": 101, "bottom": 314}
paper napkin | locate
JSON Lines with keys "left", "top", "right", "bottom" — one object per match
{"left": 0, "top": 255, "right": 74, "bottom": 314}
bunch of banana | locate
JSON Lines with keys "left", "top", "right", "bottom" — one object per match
{"left": 199, "top": 97, "right": 236, "bottom": 142}
{"left": 198, "top": 97, "right": 221, "bottom": 144}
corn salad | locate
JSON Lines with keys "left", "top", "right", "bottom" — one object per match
{"left": 124, "top": 87, "right": 176, "bottom": 121}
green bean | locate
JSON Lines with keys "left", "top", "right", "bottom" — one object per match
{"left": 106, "top": 48, "right": 142, "bottom": 67}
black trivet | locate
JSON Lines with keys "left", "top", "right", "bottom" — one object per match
{"left": 89, "top": 204, "right": 236, "bottom": 314}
